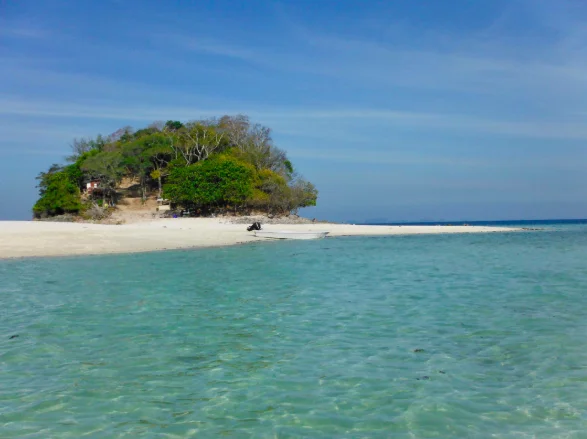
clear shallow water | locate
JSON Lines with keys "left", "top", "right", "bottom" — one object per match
{"left": 366, "top": 219, "right": 587, "bottom": 227}
{"left": 2, "top": 226, "right": 587, "bottom": 438}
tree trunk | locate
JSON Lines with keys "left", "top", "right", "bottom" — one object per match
{"left": 141, "top": 177, "right": 147, "bottom": 204}
{"left": 158, "top": 175, "right": 162, "bottom": 198}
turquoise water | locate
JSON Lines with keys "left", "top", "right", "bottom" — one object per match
{"left": 2, "top": 226, "right": 587, "bottom": 438}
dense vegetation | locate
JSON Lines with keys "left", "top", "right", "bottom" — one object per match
{"left": 33, "top": 116, "right": 318, "bottom": 218}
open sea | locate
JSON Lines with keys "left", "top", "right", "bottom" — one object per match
{"left": 1, "top": 221, "right": 587, "bottom": 438}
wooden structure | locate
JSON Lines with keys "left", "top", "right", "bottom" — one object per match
{"left": 86, "top": 181, "right": 100, "bottom": 194}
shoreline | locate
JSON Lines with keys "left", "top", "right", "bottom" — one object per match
{"left": 0, "top": 219, "right": 522, "bottom": 260}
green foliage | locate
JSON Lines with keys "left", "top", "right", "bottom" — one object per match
{"left": 143, "top": 133, "right": 173, "bottom": 158}
{"left": 256, "top": 168, "right": 288, "bottom": 200}
{"left": 245, "top": 168, "right": 317, "bottom": 214}
{"left": 165, "top": 120, "right": 184, "bottom": 131}
{"left": 290, "top": 180, "right": 318, "bottom": 209}
{"left": 76, "top": 148, "right": 100, "bottom": 163}
{"left": 63, "top": 162, "right": 84, "bottom": 190}
{"left": 33, "top": 169, "right": 82, "bottom": 217}
{"left": 32, "top": 115, "right": 319, "bottom": 217}
{"left": 248, "top": 188, "right": 270, "bottom": 207}
{"left": 121, "top": 139, "right": 154, "bottom": 200}
{"left": 81, "top": 151, "right": 125, "bottom": 203}
{"left": 169, "top": 122, "right": 228, "bottom": 165}
{"left": 81, "top": 151, "right": 125, "bottom": 182}
{"left": 164, "top": 155, "right": 255, "bottom": 209}
{"left": 284, "top": 159, "right": 294, "bottom": 175}
{"left": 133, "top": 126, "right": 160, "bottom": 139}
{"left": 249, "top": 169, "right": 317, "bottom": 214}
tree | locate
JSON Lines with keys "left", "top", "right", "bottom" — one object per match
{"left": 66, "top": 135, "right": 107, "bottom": 163}
{"left": 33, "top": 168, "right": 82, "bottom": 217}
{"left": 148, "top": 121, "right": 165, "bottom": 131}
{"left": 144, "top": 134, "right": 173, "bottom": 197}
{"left": 121, "top": 141, "right": 153, "bottom": 202}
{"left": 133, "top": 126, "right": 160, "bottom": 139}
{"left": 251, "top": 170, "right": 317, "bottom": 214}
{"left": 36, "top": 163, "right": 63, "bottom": 190}
{"left": 289, "top": 179, "right": 318, "bottom": 212}
{"left": 109, "top": 126, "right": 134, "bottom": 143}
{"left": 218, "top": 117, "right": 291, "bottom": 176}
{"left": 32, "top": 115, "right": 319, "bottom": 218}
{"left": 169, "top": 121, "right": 227, "bottom": 165}
{"left": 164, "top": 155, "right": 255, "bottom": 212}
{"left": 164, "top": 120, "right": 184, "bottom": 131}
{"left": 255, "top": 169, "right": 290, "bottom": 214}
{"left": 218, "top": 114, "right": 251, "bottom": 151}
{"left": 81, "top": 151, "right": 124, "bottom": 205}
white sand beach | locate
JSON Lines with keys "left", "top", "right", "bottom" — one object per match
{"left": 0, "top": 219, "right": 520, "bottom": 259}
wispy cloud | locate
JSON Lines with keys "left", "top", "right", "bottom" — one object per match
{"left": 0, "top": 148, "right": 67, "bottom": 156}
{"left": 290, "top": 148, "right": 587, "bottom": 171}
{"left": 290, "top": 148, "right": 490, "bottom": 167}
{"left": 1, "top": 0, "right": 586, "bottom": 220}
{"left": 0, "top": 122, "right": 90, "bottom": 142}
{"left": 261, "top": 0, "right": 587, "bottom": 112}
{"left": 2, "top": 96, "right": 587, "bottom": 141}
{"left": 156, "top": 34, "right": 260, "bottom": 62}
{"left": 0, "top": 96, "right": 230, "bottom": 122}
{"left": 0, "top": 21, "right": 47, "bottom": 39}
{"left": 149, "top": 5, "right": 587, "bottom": 128}
{"left": 292, "top": 28, "right": 587, "bottom": 100}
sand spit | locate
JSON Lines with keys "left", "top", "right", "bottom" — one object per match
{"left": 0, "top": 219, "right": 520, "bottom": 259}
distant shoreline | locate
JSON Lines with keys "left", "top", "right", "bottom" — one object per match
{"left": 354, "top": 218, "right": 587, "bottom": 226}
{"left": 0, "top": 219, "right": 521, "bottom": 260}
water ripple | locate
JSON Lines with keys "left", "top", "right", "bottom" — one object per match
{"left": 2, "top": 227, "right": 587, "bottom": 437}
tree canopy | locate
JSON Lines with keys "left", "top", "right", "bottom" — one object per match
{"left": 33, "top": 115, "right": 318, "bottom": 218}
{"left": 33, "top": 163, "right": 82, "bottom": 217}
{"left": 164, "top": 155, "right": 255, "bottom": 211}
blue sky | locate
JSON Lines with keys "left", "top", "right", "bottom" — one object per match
{"left": 1, "top": 0, "right": 586, "bottom": 222}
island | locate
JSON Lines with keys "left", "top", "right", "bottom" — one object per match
{"left": 32, "top": 116, "right": 317, "bottom": 221}
{"left": 0, "top": 115, "right": 520, "bottom": 259}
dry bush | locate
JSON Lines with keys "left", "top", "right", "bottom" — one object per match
{"left": 82, "top": 203, "right": 111, "bottom": 221}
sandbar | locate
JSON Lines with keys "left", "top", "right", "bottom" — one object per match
{"left": 0, "top": 219, "right": 520, "bottom": 259}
